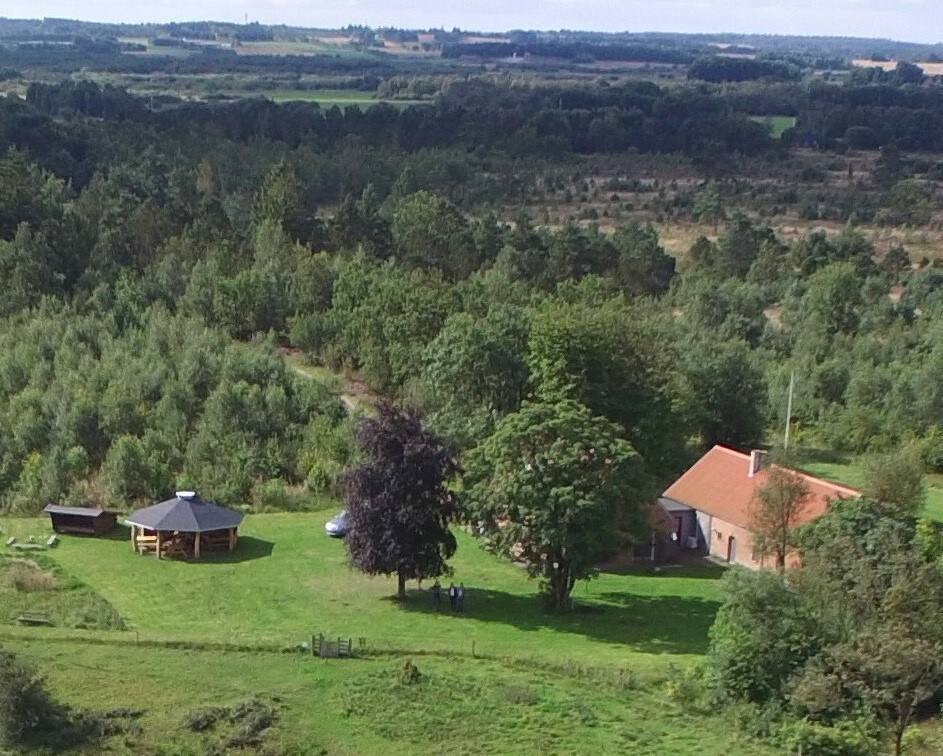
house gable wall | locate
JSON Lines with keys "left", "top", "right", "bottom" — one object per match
{"left": 704, "top": 515, "right": 765, "bottom": 570}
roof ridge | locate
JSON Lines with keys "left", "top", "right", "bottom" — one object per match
{"left": 712, "top": 445, "right": 750, "bottom": 459}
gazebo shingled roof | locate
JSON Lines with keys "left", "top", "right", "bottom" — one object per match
{"left": 125, "top": 491, "right": 243, "bottom": 533}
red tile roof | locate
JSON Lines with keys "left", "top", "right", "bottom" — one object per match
{"left": 662, "top": 445, "right": 859, "bottom": 530}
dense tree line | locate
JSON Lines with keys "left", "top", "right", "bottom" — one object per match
{"left": 0, "top": 110, "right": 941, "bottom": 514}
{"left": 0, "top": 304, "right": 346, "bottom": 511}
{"left": 688, "top": 55, "right": 801, "bottom": 83}
{"left": 441, "top": 41, "right": 698, "bottom": 64}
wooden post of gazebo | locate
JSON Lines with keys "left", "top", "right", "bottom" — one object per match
{"left": 130, "top": 525, "right": 136, "bottom": 551}
{"left": 194, "top": 532, "right": 201, "bottom": 560}
{"left": 155, "top": 530, "right": 161, "bottom": 560}
{"left": 228, "top": 527, "right": 236, "bottom": 552}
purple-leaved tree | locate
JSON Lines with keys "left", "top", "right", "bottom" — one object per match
{"left": 342, "top": 402, "right": 460, "bottom": 600}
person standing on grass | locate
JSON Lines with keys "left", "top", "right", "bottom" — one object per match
{"left": 457, "top": 583, "right": 465, "bottom": 613}
{"left": 431, "top": 579, "right": 442, "bottom": 612}
{"left": 448, "top": 582, "right": 457, "bottom": 611}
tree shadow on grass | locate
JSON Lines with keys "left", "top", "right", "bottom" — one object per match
{"left": 181, "top": 536, "right": 275, "bottom": 564}
{"left": 598, "top": 561, "right": 728, "bottom": 580}
{"left": 102, "top": 526, "right": 275, "bottom": 563}
{"left": 396, "top": 585, "right": 720, "bottom": 656}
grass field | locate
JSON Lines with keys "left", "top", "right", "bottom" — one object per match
{"left": 0, "top": 510, "right": 780, "bottom": 754}
{"left": 9, "top": 512, "right": 721, "bottom": 667}
{"left": 750, "top": 115, "right": 797, "bottom": 139}
{"left": 262, "top": 89, "right": 430, "bottom": 109}
{"left": 798, "top": 458, "right": 943, "bottom": 522}
{"left": 0, "top": 636, "right": 774, "bottom": 755}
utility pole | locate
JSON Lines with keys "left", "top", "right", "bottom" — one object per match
{"left": 784, "top": 370, "right": 795, "bottom": 451}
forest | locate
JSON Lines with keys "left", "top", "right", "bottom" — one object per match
{"left": 0, "top": 20, "right": 942, "bottom": 752}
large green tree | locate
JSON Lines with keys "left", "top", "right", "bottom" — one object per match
{"left": 463, "top": 399, "right": 652, "bottom": 611}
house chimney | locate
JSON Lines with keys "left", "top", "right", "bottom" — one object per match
{"left": 748, "top": 450, "right": 767, "bottom": 478}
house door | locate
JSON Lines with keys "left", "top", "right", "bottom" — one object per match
{"left": 673, "top": 516, "right": 683, "bottom": 543}
{"left": 727, "top": 536, "right": 737, "bottom": 563}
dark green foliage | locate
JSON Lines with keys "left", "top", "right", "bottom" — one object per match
{"left": 716, "top": 499, "right": 943, "bottom": 751}
{"left": 391, "top": 191, "right": 480, "bottom": 281}
{"left": 0, "top": 307, "right": 345, "bottom": 509}
{"left": 0, "top": 649, "right": 62, "bottom": 747}
{"left": 611, "top": 223, "right": 676, "bottom": 296}
{"left": 678, "top": 336, "right": 766, "bottom": 448}
{"left": 420, "top": 307, "right": 530, "bottom": 447}
{"left": 861, "top": 447, "right": 926, "bottom": 517}
{"left": 709, "top": 570, "right": 825, "bottom": 704}
{"left": 526, "top": 294, "right": 686, "bottom": 479}
{"left": 688, "top": 56, "right": 801, "bottom": 83}
{"left": 343, "top": 403, "right": 460, "bottom": 599}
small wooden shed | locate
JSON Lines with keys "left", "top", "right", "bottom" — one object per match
{"left": 43, "top": 505, "right": 118, "bottom": 536}
{"left": 125, "top": 491, "right": 244, "bottom": 560}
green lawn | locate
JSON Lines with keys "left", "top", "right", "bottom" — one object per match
{"left": 0, "top": 510, "right": 776, "bottom": 755}
{"left": 799, "top": 458, "right": 943, "bottom": 522}
{"left": 13, "top": 511, "right": 720, "bottom": 668}
{"left": 750, "top": 115, "right": 797, "bottom": 139}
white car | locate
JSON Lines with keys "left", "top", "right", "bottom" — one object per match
{"left": 325, "top": 510, "right": 350, "bottom": 538}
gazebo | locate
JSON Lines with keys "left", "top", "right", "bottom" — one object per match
{"left": 125, "top": 491, "right": 244, "bottom": 560}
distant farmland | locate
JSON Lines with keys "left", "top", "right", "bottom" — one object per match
{"left": 852, "top": 58, "right": 943, "bottom": 76}
{"left": 263, "top": 89, "right": 431, "bottom": 109}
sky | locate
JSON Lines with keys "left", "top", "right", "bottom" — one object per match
{"left": 1, "top": 0, "right": 940, "bottom": 45}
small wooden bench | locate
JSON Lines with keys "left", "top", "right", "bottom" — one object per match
{"left": 15, "top": 613, "right": 52, "bottom": 626}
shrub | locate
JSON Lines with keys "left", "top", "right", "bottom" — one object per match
{"left": 186, "top": 706, "right": 227, "bottom": 732}
{"left": 775, "top": 719, "right": 880, "bottom": 756}
{"left": 401, "top": 659, "right": 422, "bottom": 685}
{"left": 64, "top": 600, "right": 125, "bottom": 631}
{"left": 664, "top": 663, "right": 711, "bottom": 711}
{"left": 251, "top": 479, "right": 290, "bottom": 512}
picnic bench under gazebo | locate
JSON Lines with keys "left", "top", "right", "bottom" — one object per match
{"left": 125, "top": 491, "right": 244, "bottom": 560}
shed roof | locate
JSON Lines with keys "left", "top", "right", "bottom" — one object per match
{"left": 662, "top": 445, "right": 859, "bottom": 530}
{"left": 43, "top": 504, "right": 109, "bottom": 517}
{"left": 125, "top": 492, "right": 243, "bottom": 533}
